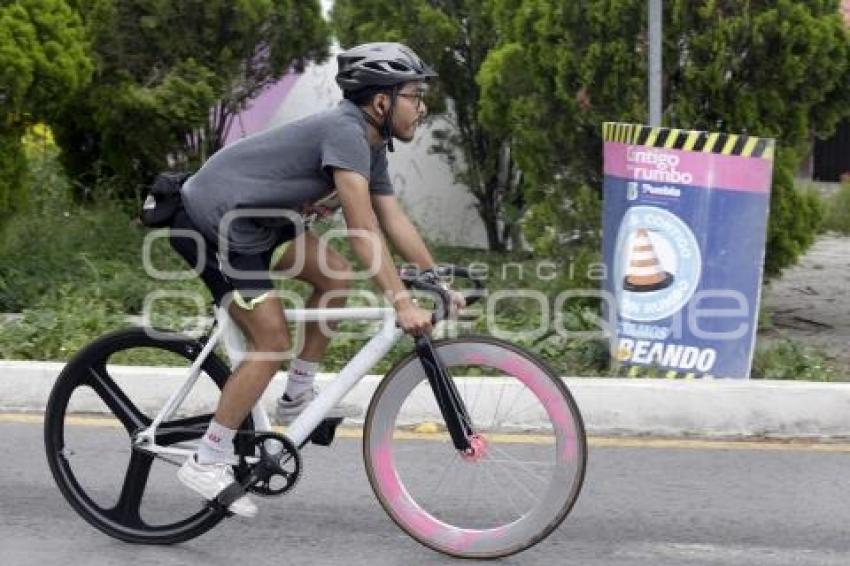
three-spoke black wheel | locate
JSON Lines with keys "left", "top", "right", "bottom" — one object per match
{"left": 44, "top": 327, "right": 252, "bottom": 544}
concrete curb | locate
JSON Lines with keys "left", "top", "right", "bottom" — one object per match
{"left": 3, "top": 360, "right": 850, "bottom": 438}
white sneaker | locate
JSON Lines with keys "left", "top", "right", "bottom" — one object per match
{"left": 177, "top": 456, "right": 258, "bottom": 518}
{"left": 275, "top": 388, "right": 362, "bottom": 425}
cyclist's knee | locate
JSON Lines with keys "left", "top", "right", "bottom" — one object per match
{"left": 253, "top": 332, "right": 291, "bottom": 357}
{"left": 227, "top": 295, "right": 291, "bottom": 352}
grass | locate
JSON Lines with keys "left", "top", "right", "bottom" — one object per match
{"left": 822, "top": 181, "right": 850, "bottom": 235}
{"left": 751, "top": 340, "right": 840, "bottom": 381}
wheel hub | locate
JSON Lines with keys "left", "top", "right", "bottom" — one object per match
{"left": 460, "top": 433, "right": 488, "bottom": 463}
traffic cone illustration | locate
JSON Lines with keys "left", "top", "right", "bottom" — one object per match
{"left": 623, "top": 228, "right": 674, "bottom": 292}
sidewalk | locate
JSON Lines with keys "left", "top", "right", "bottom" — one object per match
{"left": 4, "top": 360, "right": 850, "bottom": 438}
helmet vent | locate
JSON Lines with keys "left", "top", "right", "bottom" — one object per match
{"left": 363, "top": 61, "right": 387, "bottom": 72}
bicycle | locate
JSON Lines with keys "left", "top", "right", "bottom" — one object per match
{"left": 44, "top": 266, "right": 587, "bottom": 558}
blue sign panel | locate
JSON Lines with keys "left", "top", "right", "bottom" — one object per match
{"left": 602, "top": 124, "right": 775, "bottom": 378}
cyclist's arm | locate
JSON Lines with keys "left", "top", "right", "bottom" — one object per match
{"left": 372, "top": 193, "right": 466, "bottom": 314}
{"left": 371, "top": 194, "right": 436, "bottom": 271}
{"left": 333, "top": 169, "right": 413, "bottom": 308}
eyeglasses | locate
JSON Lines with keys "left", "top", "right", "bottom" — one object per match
{"left": 397, "top": 91, "right": 426, "bottom": 110}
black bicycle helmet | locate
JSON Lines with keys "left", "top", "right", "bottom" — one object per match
{"left": 335, "top": 42, "right": 438, "bottom": 92}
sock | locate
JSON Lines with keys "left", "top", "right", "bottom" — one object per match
{"left": 196, "top": 419, "right": 236, "bottom": 465}
{"left": 284, "top": 358, "right": 319, "bottom": 399}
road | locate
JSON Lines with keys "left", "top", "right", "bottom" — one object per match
{"left": 2, "top": 416, "right": 850, "bottom": 565}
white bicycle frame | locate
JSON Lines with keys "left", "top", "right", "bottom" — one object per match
{"left": 134, "top": 305, "right": 413, "bottom": 459}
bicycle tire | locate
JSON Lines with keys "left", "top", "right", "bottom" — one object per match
{"left": 44, "top": 326, "right": 251, "bottom": 544}
{"left": 363, "top": 335, "right": 587, "bottom": 558}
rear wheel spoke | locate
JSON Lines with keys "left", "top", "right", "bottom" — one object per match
{"left": 86, "top": 366, "right": 148, "bottom": 434}
{"left": 109, "top": 449, "right": 154, "bottom": 526}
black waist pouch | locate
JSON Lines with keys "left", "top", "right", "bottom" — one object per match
{"left": 140, "top": 171, "right": 192, "bottom": 227}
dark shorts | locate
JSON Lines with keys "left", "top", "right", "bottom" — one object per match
{"left": 168, "top": 208, "right": 297, "bottom": 309}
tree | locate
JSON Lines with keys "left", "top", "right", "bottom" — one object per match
{"left": 664, "top": 0, "right": 849, "bottom": 275}
{"left": 480, "top": 0, "right": 850, "bottom": 277}
{"left": 0, "top": 0, "right": 92, "bottom": 218}
{"left": 54, "top": 0, "right": 330, "bottom": 200}
{"left": 332, "top": 0, "right": 526, "bottom": 252}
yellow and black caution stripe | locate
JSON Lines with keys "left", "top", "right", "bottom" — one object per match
{"left": 603, "top": 122, "right": 774, "bottom": 160}
{"left": 623, "top": 365, "right": 716, "bottom": 380}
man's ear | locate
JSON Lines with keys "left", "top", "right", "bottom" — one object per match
{"left": 375, "top": 93, "right": 388, "bottom": 118}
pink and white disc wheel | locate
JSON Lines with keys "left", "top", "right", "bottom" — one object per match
{"left": 364, "top": 336, "right": 586, "bottom": 558}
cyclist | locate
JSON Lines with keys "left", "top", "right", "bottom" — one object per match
{"left": 171, "top": 42, "right": 465, "bottom": 517}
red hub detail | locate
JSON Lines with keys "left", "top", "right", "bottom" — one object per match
{"left": 461, "top": 434, "right": 488, "bottom": 463}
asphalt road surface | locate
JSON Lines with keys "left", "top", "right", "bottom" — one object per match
{"left": 3, "top": 415, "right": 850, "bottom": 566}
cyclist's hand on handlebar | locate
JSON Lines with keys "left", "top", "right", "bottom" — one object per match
{"left": 396, "top": 302, "right": 434, "bottom": 337}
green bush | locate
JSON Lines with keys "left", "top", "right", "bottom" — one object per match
{"left": 751, "top": 340, "right": 839, "bottom": 381}
{"left": 0, "top": 284, "right": 128, "bottom": 361}
{"left": 0, "top": 132, "right": 28, "bottom": 224}
{"left": 0, "top": 199, "right": 147, "bottom": 312}
{"left": 763, "top": 154, "right": 824, "bottom": 277}
{"left": 0, "top": 0, "right": 92, "bottom": 220}
{"left": 822, "top": 181, "right": 850, "bottom": 235}
{"left": 0, "top": 146, "right": 211, "bottom": 314}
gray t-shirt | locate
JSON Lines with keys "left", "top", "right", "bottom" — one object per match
{"left": 181, "top": 99, "right": 393, "bottom": 254}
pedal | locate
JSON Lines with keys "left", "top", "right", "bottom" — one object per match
{"left": 309, "top": 417, "right": 343, "bottom": 446}
{"left": 213, "top": 482, "right": 248, "bottom": 512}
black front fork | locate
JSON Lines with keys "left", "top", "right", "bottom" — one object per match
{"left": 414, "top": 336, "right": 474, "bottom": 452}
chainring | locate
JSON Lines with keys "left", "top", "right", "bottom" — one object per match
{"left": 235, "top": 431, "right": 301, "bottom": 497}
